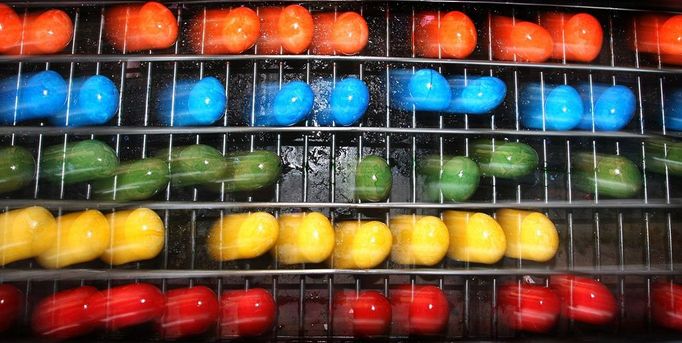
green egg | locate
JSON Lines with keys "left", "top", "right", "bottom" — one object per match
{"left": 645, "top": 139, "right": 682, "bottom": 177}
{"left": 471, "top": 140, "right": 539, "bottom": 179}
{"left": 165, "top": 144, "right": 227, "bottom": 188}
{"left": 0, "top": 146, "right": 35, "bottom": 194}
{"left": 91, "top": 158, "right": 170, "bottom": 201}
{"left": 355, "top": 155, "right": 392, "bottom": 202}
{"left": 206, "top": 150, "right": 282, "bottom": 193}
{"left": 574, "top": 152, "right": 642, "bottom": 198}
{"left": 420, "top": 155, "right": 480, "bottom": 202}
{"left": 41, "top": 140, "right": 119, "bottom": 184}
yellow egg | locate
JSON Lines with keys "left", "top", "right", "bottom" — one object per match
{"left": 443, "top": 211, "right": 506, "bottom": 264}
{"left": 496, "top": 209, "right": 559, "bottom": 262}
{"left": 390, "top": 215, "right": 449, "bottom": 266}
{"left": 37, "top": 210, "right": 110, "bottom": 269}
{"left": 207, "top": 212, "right": 279, "bottom": 261}
{"left": 0, "top": 206, "right": 56, "bottom": 266}
{"left": 100, "top": 208, "right": 165, "bottom": 265}
{"left": 273, "top": 212, "right": 334, "bottom": 265}
{"left": 330, "top": 220, "right": 392, "bottom": 269}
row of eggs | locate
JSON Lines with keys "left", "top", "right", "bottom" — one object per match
{"left": 2, "top": 139, "right": 681, "bottom": 200}
{"left": 6, "top": 68, "right": 682, "bottom": 132}
{"left": 0, "top": 207, "right": 559, "bottom": 269}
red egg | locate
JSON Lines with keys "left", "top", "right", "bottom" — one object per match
{"left": 258, "top": 5, "right": 313, "bottom": 55}
{"left": 32, "top": 286, "right": 102, "bottom": 340}
{"left": 0, "top": 7, "right": 73, "bottom": 55}
{"left": 333, "top": 290, "right": 391, "bottom": 337}
{"left": 391, "top": 285, "right": 449, "bottom": 336}
{"left": 104, "top": 1, "right": 178, "bottom": 52}
{"left": 498, "top": 283, "right": 561, "bottom": 333}
{"left": 220, "top": 288, "right": 277, "bottom": 337}
{"left": 190, "top": 7, "right": 260, "bottom": 54}
{"left": 492, "top": 16, "right": 553, "bottom": 62}
{"left": 0, "top": 284, "right": 22, "bottom": 332}
{"left": 87, "top": 283, "right": 166, "bottom": 331}
{"left": 158, "top": 286, "right": 220, "bottom": 339}
{"left": 652, "top": 282, "right": 682, "bottom": 331}
{"left": 550, "top": 274, "right": 617, "bottom": 326}
{"left": 311, "top": 12, "right": 368, "bottom": 55}
{"left": 660, "top": 15, "right": 682, "bottom": 56}
{"left": 541, "top": 12, "right": 603, "bottom": 62}
{"left": 413, "top": 11, "right": 477, "bottom": 59}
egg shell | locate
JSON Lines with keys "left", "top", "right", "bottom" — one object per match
{"left": 520, "top": 83, "right": 583, "bottom": 131}
{"left": 248, "top": 80, "right": 314, "bottom": 126}
{"left": 105, "top": 2, "right": 178, "bottom": 52}
{"left": 50, "top": 75, "right": 119, "bottom": 127}
{"left": 391, "top": 69, "right": 452, "bottom": 112}
{"left": 41, "top": 140, "right": 119, "bottom": 184}
{"left": 91, "top": 158, "right": 170, "bottom": 202}
{"left": 0, "top": 206, "right": 56, "bottom": 266}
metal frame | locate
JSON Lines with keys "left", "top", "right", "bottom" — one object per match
{"left": 1, "top": 0, "right": 680, "bottom": 340}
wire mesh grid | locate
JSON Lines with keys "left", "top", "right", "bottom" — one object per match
{"left": 0, "top": 0, "right": 681, "bottom": 340}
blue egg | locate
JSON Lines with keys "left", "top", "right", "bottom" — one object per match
{"left": 447, "top": 76, "right": 507, "bottom": 114}
{"left": 249, "top": 80, "right": 313, "bottom": 126}
{"left": 0, "top": 70, "right": 67, "bottom": 124}
{"left": 576, "top": 84, "right": 636, "bottom": 131}
{"left": 330, "top": 77, "right": 369, "bottom": 126}
{"left": 666, "top": 88, "right": 682, "bottom": 131}
{"left": 157, "top": 77, "right": 226, "bottom": 126}
{"left": 51, "top": 75, "right": 120, "bottom": 127}
{"left": 520, "top": 83, "right": 583, "bottom": 131}
{"left": 391, "top": 69, "right": 451, "bottom": 112}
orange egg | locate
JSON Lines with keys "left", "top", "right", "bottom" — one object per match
{"left": 660, "top": 15, "right": 682, "bottom": 56}
{"left": 105, "top": 1, "right": 178, "bottom": 52}
{"left": 279, "top": 5, "right": 314, "bottom": 54}
{"left": 311, "top": 12, "right": 368, "bottom": 55}
{"left": 1, "top": 7, "right": 73, "bottom": 55}
{"left": 257, "top": 5, "right": 313, "bottom": 54}
{"left": 541, "top": 12, "right": 603, "bottom": 62}
{"left": 492, "top": 16, "right": 553, "bottom": 62}
{"left": 190, "top": 7, "right": 260, "bottom": 54}
{"left": 0, "top": 4, "right": 22, "bottom": 54}
{"left": 632, "top": 14, "right": 665, "bottom": 54}
{"left": 414, "top": 11, "right": 477, "bottom": 59}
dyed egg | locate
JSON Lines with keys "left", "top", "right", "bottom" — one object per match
{"left": 496, "top": 209, "right": 558, "bottom": 262}
{"left": 207, "top": 212, "right": 279, "bottom": 261}
{"left": 390, "top": 285, "right": 450, "bottom": 335}
{"left": 541, "top": 12, "right": 603, "bottom": 62}
{"left": 0, "top": 284, "right": 21, "bottom": 333}
{"left": 443, "top": 211, "right": 506, "bottom": 264}
{"left": 421, "top": 155, "right": 480, "bottom": 202}
{"left": 219, "top": 288, "right": 277, "bottom": 337}
{"left": 389, "top": 215, "right": 449, "bottom": 266}
{"left": 159, "top": 286, "right": 220, "bottom": 339}
{"left": 0, "top": 146, "right": 35, "bottom": 194}
{"left": 50, "top": 75, "right": 120, "bottom": 127}
{"left": 330, "top": 220, "right": 392, "bottom": 269}
{"left": 0, "top": 206, "right": 56, "bottom": 266}
{"left": 100, "top": 208, "right": 165, "bottom": 265}
{"left": 492, "top": 16, "right": 553, "bottom": 62}
{"left": 413, "top": 11, "right": 477, "bottom": 59}
{"left": 41, "top": 140, "right": 119, "bottom": 184}
{"left": 573, "top": 152, "right": 642, "bottom": 198}
{"left": 166, "top": 144, "right": 227, "bottom": 188}
{"left": 311, "top": 12, "right": 368, "bottom": 55}
{"left": 37, "top": 210, "right": 110, "bottom": 268}
{"left": 87, "top": 283, "right": 166, "bottom": 331}
{"left": 520, "top": 83, "right": 583, "bottom": 131}
{"left": 257, "top": 5, "right": 313, "bottom": 54}
{"left": 207, "top": 150, "right": 281, "bottom": 193}
{"left": 157, "top": 77, "right": 227, "bottom": 126}
{"left": 576, "top": 83, "right": 636, "bottom": 131}
{"left": 0, "top": 71, "right": 67, "bottom": 124}
{"left": 355, "top": 155, "right": 392, "bottom": 202}
{"left": 32, "top": 286, "right": 102, "bottom": 340}
{"left": 105, "top": 2, "right": 178, "bottom": 52}
{"left": 391, "top": 69, "right": 452, "bottom": 112}
{"left": 273, "top": 212, "right": 334, "bottom": 264}
{"left": 645, "top": 139, "right": 682, "bottom": 177}
{"left": 311, "top": 77, "right": 370, "bottom": 126}
{"left": 190, "top": 7, "right": 260, "bottom": 54}
{"left": 0, "top": 7, "right": 73, "bottom": 55}
{"left": 446, "top": 76, "right": 507, "bottom": 115}
{"left": 663, "top": 88, "right": 682, "bottom": 131}
{"left": 249, "top": 80, "right": 314, "bottom": 126}
{"left": 471, "top": 140, "right": 539, "bottom": 179}
{"left": 91, "top": 158, "right": 169, "bottom": 201}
